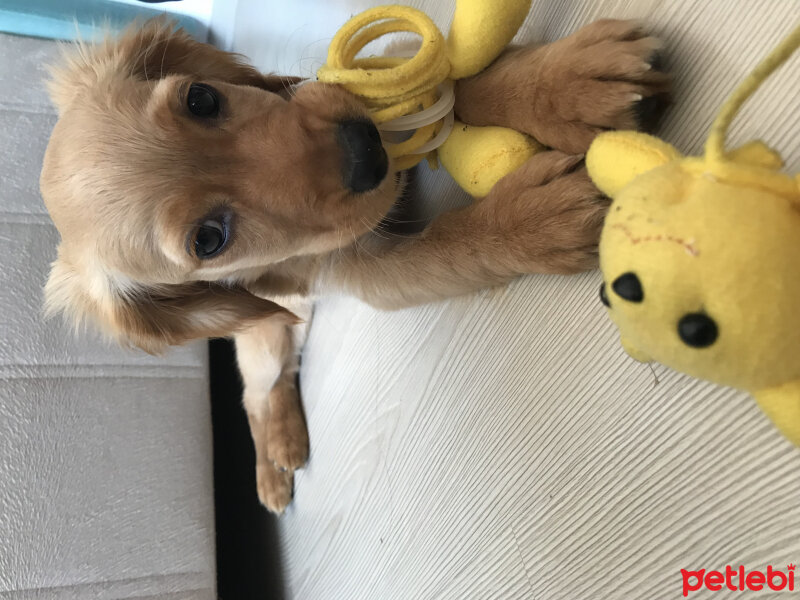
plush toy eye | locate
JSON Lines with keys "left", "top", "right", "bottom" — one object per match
{"left": 678, "top": 313, "right": 718, "bottom": 348}
{"left": 612, "top": 272, "right": 644, "bottom": 302}
{"left": 187, "top": 83, "right": 220, "bottom": 117}
{"left": 599, "top": 283, "right": 610, "bottom": 307}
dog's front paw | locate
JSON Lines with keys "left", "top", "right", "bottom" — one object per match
{"left": 266, "top": 383, "right": 309, "bottom": 472}
{"left": 257, "top": 462, "right": 294, "bottom": 514}
{"left": 456, "top": 19, "right": 669, "bottom": 155}
{"left": 480, "top": 151, "right": 609, "bottom": 274}
{"left": 526, "top": 19, "right": 669, "bottom": 153}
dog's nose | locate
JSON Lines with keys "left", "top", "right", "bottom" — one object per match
{"left": 337, "top": 119, "right": 388, "bottom": 193}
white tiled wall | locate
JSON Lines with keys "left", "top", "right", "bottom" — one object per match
{"left": 0, "top": 32, "right": 216, "bottom": 600}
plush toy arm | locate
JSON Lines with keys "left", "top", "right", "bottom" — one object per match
{"left": 438, "top": 121, "right": 543, "bottom": 197}
{"left": 586, "top": 131, "right": 681, "bottom": 198}
{"left": 447, "top": 0, "right": 532, "bottom": 79}
{"left": 753, "top": 381, "right": 800, "bottom": 446}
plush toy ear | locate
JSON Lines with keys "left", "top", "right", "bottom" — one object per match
{"left": 586, "top": 131, "right": 681, "bottom": 198}
{"left": 727, "top": 140, "right": 784, "bottom": 170}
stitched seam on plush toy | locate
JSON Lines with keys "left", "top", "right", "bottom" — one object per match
{"left": 604, "top": 133, "right": 679, "bottom": 164}
{"left": 470, "top": 147, "right": 531, "bottom": 184}
{"left": 683, "top": 160, "right": 799, "bottom": 202}
{"left": 611, "top": 223, "right": 699, "bottom": 256}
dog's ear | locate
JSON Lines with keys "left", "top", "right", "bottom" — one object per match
{"left": 118, "top": 18, "right": 301, "bottom": 92}
{"left": 44, "top": 250, "right": 296, "bottom": 354}
{"left": 48, "top": 17, "right": 300, "bottom": 112}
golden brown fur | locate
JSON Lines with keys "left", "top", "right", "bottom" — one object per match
{"left": 40, "top": 18, "right": 668, "bottom": 512}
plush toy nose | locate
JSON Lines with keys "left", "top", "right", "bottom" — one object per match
{"left": 337, "top": 119, "right": 388, "bottom": 193}
{"left": 678, "top": 313, "right": 718, "bottom": 348}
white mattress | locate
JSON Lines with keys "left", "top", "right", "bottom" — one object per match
{"left": 227, "top": 0, "right": 800, "bottom": 598}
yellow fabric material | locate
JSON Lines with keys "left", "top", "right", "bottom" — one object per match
{"left": 439, "top": 121, "right": 543, "bottom": 197}
{"left": 727, "top": 140, "right": 784, "bottom": 169}
{"left": 446, "top": 0, "right": 532, "bottom": 79}
{"left": 755, "top": 382, "right": 800, "bottom": 446}
{"left": 318, "top": 1, "right": 535, "bottom": 191}
{"left": 587, "top": 23, "right": 800, "bottom": 445}
{"left": 317, "top": 7, "right": 449, "bottom": 103}
{"left": 371, "top": 89, "right": 437, "bottom": 122}
{"left": 586, "top": 131, "right": 682, "bottom": 198}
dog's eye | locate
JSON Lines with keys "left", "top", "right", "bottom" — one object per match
{"left": 194, "top": 218, "right": 228, "bottom": 259}
{"left": 187, "top": 83, "right": 219, "bottom": 117}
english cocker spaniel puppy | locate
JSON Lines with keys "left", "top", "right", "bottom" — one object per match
{"left": 40, "top": 19, "right": 668, "bottom": 512}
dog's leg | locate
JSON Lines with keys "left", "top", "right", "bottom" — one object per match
{"left": 454, "top": 19, "right": 670, "bottom": 154}
{"left": 235, "top": 300, "right": 311, "bottom": 514}
{"left": 318, "top": 151, "right": 607, "bottom": 309}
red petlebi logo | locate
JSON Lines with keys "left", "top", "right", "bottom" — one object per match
{"left": 681, "top": 564, "right": 795, "bottom": 596}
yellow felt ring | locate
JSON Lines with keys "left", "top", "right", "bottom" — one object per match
{"left": 377, "top": 88, "right": 436, "bottom": 119}
{"left": 327, "top": 55, "right": 448, "bottom": 101}
{"left": 323, "top": 7, "right": 441, "bottom": 78}
{"left": 341, "top": 58, "right": 448, "bottom": 101}
{"left": 350, "top": 55, "right": 449, "bottom": 88}
{"left": 371, "top": 90, "right": 437, "bottom": 123}
{"left": 340, "top": 19, "right": 417, "bottom": 65}
{"left": 318, "top": 6, "right": 445, "bottom": 89}
{"left": 353, "top": 56, "right": 407, "bottom": 69}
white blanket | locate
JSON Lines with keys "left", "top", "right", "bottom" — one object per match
{"left": 229, "top": 0, "right": 800, "bottom": 598}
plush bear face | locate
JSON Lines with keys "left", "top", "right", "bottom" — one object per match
{"left": 588, "top": 132, "right": 800, "bottom": 393}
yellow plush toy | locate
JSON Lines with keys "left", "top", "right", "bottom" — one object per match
{"left": 586, "top": 25, "right": 800, "bottom": 445}
{"left": 317, "top": 1, "right": 541, "bottom": 197}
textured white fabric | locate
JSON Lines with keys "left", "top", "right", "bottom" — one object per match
{"left": 0, "top": 34, "right": 216, "bottom": 600}
{"left": 228, "top": 1, "right": 800, "bottom": 598}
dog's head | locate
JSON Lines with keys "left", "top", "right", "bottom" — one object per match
{"left": 41, "top": 19, "right": 397, "bottom": 352}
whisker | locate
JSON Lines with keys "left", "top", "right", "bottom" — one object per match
{"left": 142, "top": 34, "right": 153, "bottom": 83}
{"left": 159, "top": 33, "right": 171, "bottom": 80}
{"left": 361, "top": 217, "right": 388, "bottom": 240}
{"left": 350, "top": 222, "right": 381, "bottom": 262}
{"left": 292, "top": 35, "right": 333, "bottom": 80}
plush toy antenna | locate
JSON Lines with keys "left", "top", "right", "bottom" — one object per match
{"left": 705, "top": 23, "right": 800, "bottom": 163}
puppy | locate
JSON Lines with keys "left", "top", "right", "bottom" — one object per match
{"left": 40, "top": 19, "right": 668, "bottom": 512}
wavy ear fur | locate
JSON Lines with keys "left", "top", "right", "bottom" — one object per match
{"left": 47, "top": 17, "right": 300, "bottom": 114}
{"left": 45, "top": 251, "right": 295, "bottom": 354}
